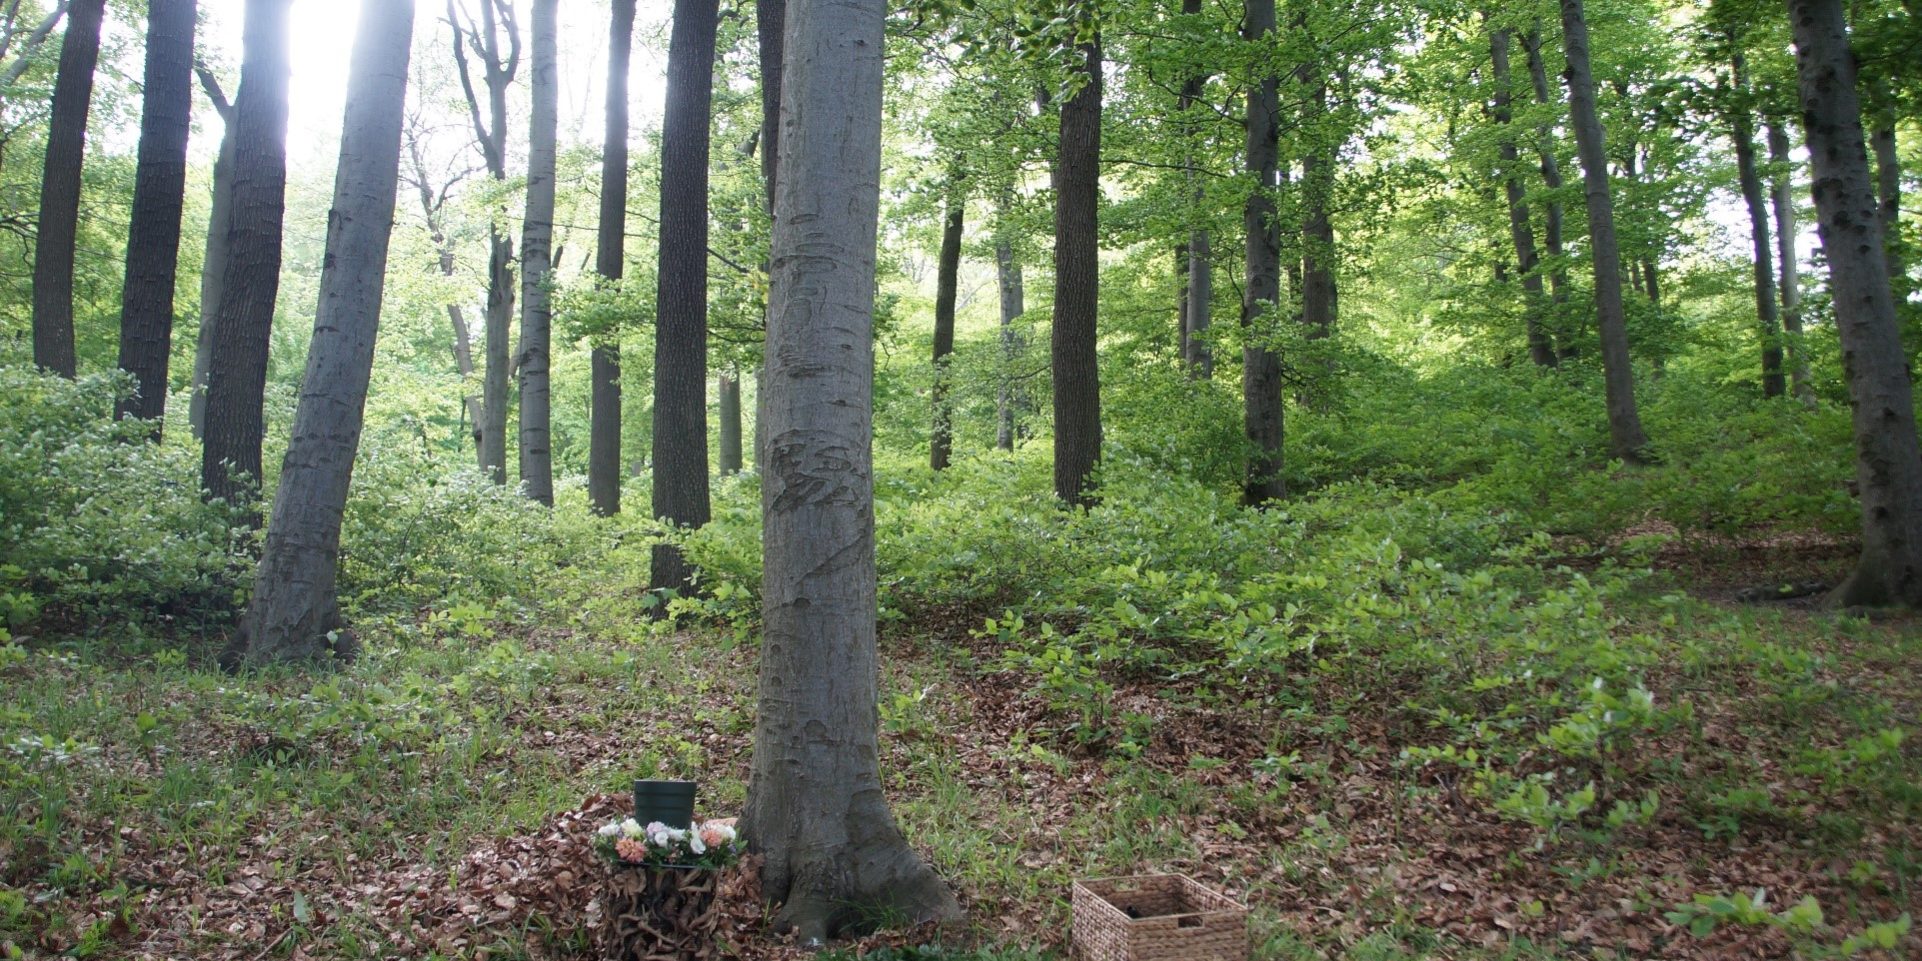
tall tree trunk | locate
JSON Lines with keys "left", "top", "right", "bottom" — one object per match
{"left": 590, "top": 0, "right": 635, "bottom": 515}
{"left": 1789, "top": 0, "right": 1922, "bottom": 606}
{"left": 402, "top": 127, "right": 485, "bottom": 458}
{"left": 931, "top": 185, "right": 962, "bottom": 471}
{"left": 1490, "top": 24, "right": 1556, "bottom": 367}
{"left": 1299, "top": 84, "right": 1338, "bottom": 346}
{"left": 1731, "top": 47, "right": 1785, "bottom": 398}
{"left": 190, "top": 67, "right": 235, "bottom": 440}
{"left": 228, "top": 0, "right": 415, "bottom": 668}
{"left": 1768, "top": 120, "right": 1815, "bottom": 401}
{"left": 1176, "top": 241, "right": 1189, "bottom": 360}
{"left": 114, "top": 0, "right": 197, "bottom": 432}
{"left": 29, "top": 0, "right": 103, "bottom": 377}
{"left": 741, "top": 0, "right": 962, "bottom": 935}
{"left": 1177, "top": 0, "right": 1212, "bottom": 379}
{"left": 1242, "top": 0, "right": 1284, "bottom": 506}
{"left": 202, "top": 0, "right": 292, "bottom": 508}
{"left": 1523, "top": 23, "right": 1573, "bottom": 350}
{"left": 753, "top": 0, "right": 784, "bottom": 476}
{"left": 517, "top": 0, "right": 557, "bottom": 505}
{"left": 1559, "top": 0, "right": 1650, "bottom": 461}
{"left": 448, "top": 0, "right": 521, "bottom": 485}
{"left": 649, "top": 0, "right": 719, "bottom": 596}
{"left": 994, "top": 194, "right": 1024, "bottom": 450}
{"left": 1052, "top": 35, "right": 1103, "bottom": 507}
{"left": 717, "top": 373, "right": 742, "bottom": 474}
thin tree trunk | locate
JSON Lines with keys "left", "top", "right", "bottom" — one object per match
{"left": 1768, "top": 120, "right": 1815, "bottom": 401}
{"left": 590, "top": 0, "right": 635, "bottom": 516}
{"left": 1176, "top": 241, "right": 1189, "bottom": 360}
{"left": 29, "top": 0, "right": 104, "bottom": 377}
{"left": 1560, "top": 0, "right": 1650, "bottom": 461}
{"left": 190, "top": 66, "right": 235, "bottom": 440}
{"left": 114, "top": 0, "right": 197, "bottom": 432}
{"left": 1787, "top": 0, "right": 1922, "bottom": 607}
{"left": 1299, "top": 82, "right": 1338, "bottom": 346}
{"left": 1188, "top": 232, "right": 1213, "bottom": 376}
{"left": 402, "top": 126, "right": 485, "bottom": 458}
{"left": 1731, "top": 47, "right": 1785, "bottom": 398}
{"left": 1052, "top": 34, "right": 1103, "bottom": 506}
{"left": 752, "top": 0, "right": 784, "bottom": 477}
{"left": 1490, "top": 24, "right": 1556, "bottom": 367}
{"left": 741, "top": 0, "right": 962, "bottom": 933}
{"left": 1243, "top": 0, "right": 1284, "bottom": 506}
{"left": 717, "top": 373, "right": 742, "bottom": 475}
{"left": 931, "top": 185, "right": 962, "bottom": 471}
{"left": 202, "top": 0, "right": 292, "bottom": 508}
{"left": 448, "top": 0, "right": 520, "bottom": 485}
{"left": 994, "top": 193, "right": 1024, "bottom": 450}
{"left": 1523, "top": 23, "right": 1573, "bottom": 353}
{"left": 228, "top": 0, "right": 415, "bottom": 668}
{"left": 517, "top": 0, "right": 557, "bottom": 505}
{"left": 1177, "top": 0, "right": 1212, "bottom": 379}
{"left": 0, "top": 1, "right": 67, "bottom": 95}
{"left": 649, "top": 0, "right": 720, "bottom": 596}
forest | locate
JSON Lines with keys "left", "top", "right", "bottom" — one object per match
{"left": 1, "top": 0, "right": 1919, "bottom": 956}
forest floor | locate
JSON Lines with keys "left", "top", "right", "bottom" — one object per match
{"left": 4, "top": 538, "right": 1920, "bottom": 961}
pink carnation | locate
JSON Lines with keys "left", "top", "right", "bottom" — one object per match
{"left": 614, "top": 838, "right": 649, "bottom": 862}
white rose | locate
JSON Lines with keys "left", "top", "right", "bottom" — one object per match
{"left": 689, "top": 833, "right": 706, "bottom": 855}
{"left": 598, "top": 822, "right": 622, "bottom": 838}
{"left": 621, "top": 818, "right": 644, "bottom": 839}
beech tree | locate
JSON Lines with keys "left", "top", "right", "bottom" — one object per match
{"left": 201, "top": 0, "right": 292, "bottom": 507}
{"left": 188, "top": 66, "right": 235, "bottom": 440}
{"left": 0, "top": 1, "right": 68, "bottom": 97}
{"left": 589, "top": 0, "right": 635, "bottom": 516}
{"left": 28, "top": 0, "right": 103, "bottom": 378}
{"left": 930, "top": 176, "right": 963, "bottom": 471}
{"left": 229, "top": 0, "right": 416, "bottom": 666}
{"left": 1559, "top": 0, "right": 1649, "bottom": 461}
{"left": 1052, "top": 30, "right": 1103, "bottom": 506}
{"left": 448, "top": 0, "right": 520, "bottom": 485}
{"left": 1724, "top": 38, "right": 1785, "bottom": 398}
{"left": 114, "top": 0, "right": 197, "bottom": 431}
{"left": 740, "top": 0, "right": 961, "bottom": 934}
{"left": 1767, "top": 120, "right": 1814, "bottom": 401}
{"left": 1242, "top": 0, "right": 1283, "bottom": 506}
{"left": 1786, "top": 0, "right": 1922, "bottom": 607}
{"left": 649, "top": 0, "right": 720, "bottom": 597}
{"left": 1488, "top": 19, "right": 1557, "bottom": 367}
{"left": 517, "top": 0, "right": 557, "bottom": 505}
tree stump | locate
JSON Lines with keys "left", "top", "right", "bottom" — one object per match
{"left": 597, "top": 864, "right": 724, "bottom": 961}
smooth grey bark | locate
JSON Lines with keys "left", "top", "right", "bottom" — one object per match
{"left": 1787, "top": 0, "right": 1922, "bottom": 607}
{"left": 29, "top": 0, "right": 103, "bottom": 377}
{"left": 0, "top": 1, "right": 67, "bottom": 94}
{"left": 517, "top": 0, "right": 557, "bottom": 505}
{"left": 740, "top": 0, "right": 961, "bottom": 936}
{"left": 1177, "top": 241, "right": 1189, "bottom": 359}
{"left": 1522, "top": 23, "right": 1573, "bottom": 344}
{"left": 448, "top": 0, "right": 520, "bottom": 485}
{"left": 590, "top": 0, "right": 635, "bottom": 516}
{"left": 1187, "top": 231, "right": 1213, "bottom": 376}
{"left": 202, "top": 0, "right": 292, "bottom": 508}
{"left": 994, "top": 193, "right": 1025, "bottom": 450}
{"left": 1299, "top": 77, "right": 1338, "bottom": 348}
{"left": 1490, "top": 23, "right": 1556, "bottom": 367}
{"left": 717, "top": 373, "right": 742, "bottom": 475}
{"left": 1730, "top": 47, "right": 1785, "bottom": 398}
{"left": 228, "top": 0, "right": 415, "bottom": 668}
{"left": 1559, "top": 0, "right": 1650, "bottom": 461}
{"left": 1768, "top": 121, "right": 1814, "bottom": 401}
{"left": 114, "top": 0, "right": 197, "bottom": 432}
{"left": 1052, "top": 35, "right": 1104, "bottom": 507}
{"left": 1243, "top": 0, "right": 1284, "bottom": 506}
{"left": 931, "top": 186, "right": 962, "bottom": 471}
{"left": 649, "top": 0, "right": 720, "bottom": 597}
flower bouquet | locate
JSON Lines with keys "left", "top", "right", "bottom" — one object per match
{"left": 592, "top": 816, "right": 745, "bottom": 961}
{"left": 596, "top": 816, "right": 743, "bottom": 869}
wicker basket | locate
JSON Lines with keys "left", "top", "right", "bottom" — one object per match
{"left": 1072, "top": 874, "right": 1248, "bottom": 961}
